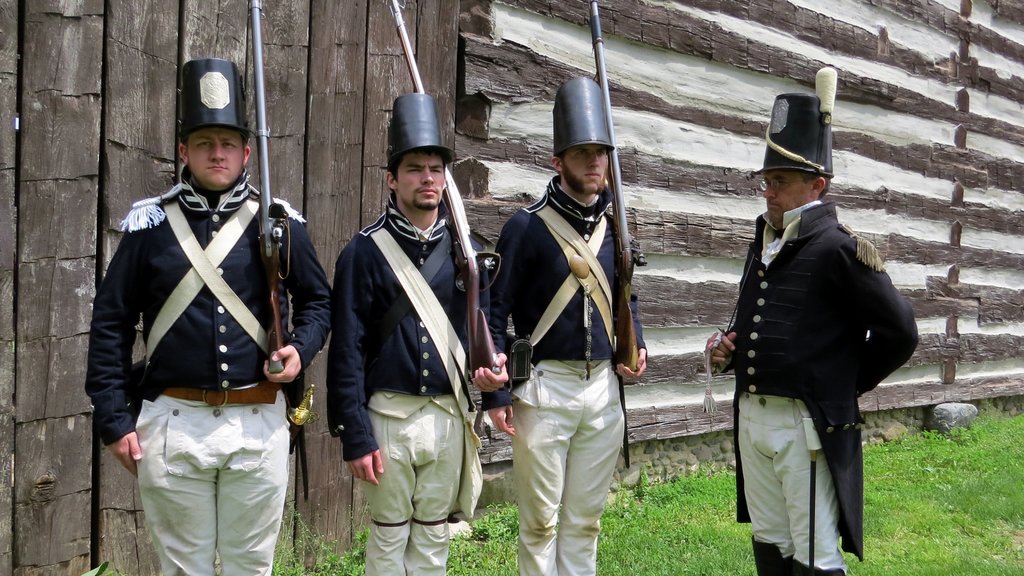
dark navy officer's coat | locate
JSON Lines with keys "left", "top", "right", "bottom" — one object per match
{"left": 727, "top": 202, "right": 918, "bottom": 560}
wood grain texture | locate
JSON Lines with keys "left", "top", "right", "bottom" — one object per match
{"left": 0, "top": 0, "right": 16, "bottom": 572}
{"left": 360, "top": 0, "right": 408, "bottom": 225}
{"left": 17, "top": 3, "right": 103, "bottom": 573}
{"left": 299, "top": 0, "right": 370, "bottom": 554}
{"left": 95, "top": 1, "right": 180, "bottom": 570}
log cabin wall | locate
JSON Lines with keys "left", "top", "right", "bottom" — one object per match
{"left": 455, "top": 0, "right": 1024, "bottom": 461}
{"left": 0, "top": 0, "right": 1021, "bottom": 573}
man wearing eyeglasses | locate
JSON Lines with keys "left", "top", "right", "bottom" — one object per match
{"left": 708, "top": 69, "right": 918, "bottom": 576}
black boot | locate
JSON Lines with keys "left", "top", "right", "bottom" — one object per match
{"left": 792, "top": 560, "right": 845, "bottom": 575}
{"left": 752, "top": 539, "right": 794, "bottom": 576}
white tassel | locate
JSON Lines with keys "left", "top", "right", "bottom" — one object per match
{"left": 703, "top": 331, "right": 724, "bottom": 414}
{"left": 119, "top": 185, "right": 182, "bottom": 232}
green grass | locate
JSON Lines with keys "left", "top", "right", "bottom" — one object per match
{"left": 274, "top": 414, "right": 1024, "bottom": 575}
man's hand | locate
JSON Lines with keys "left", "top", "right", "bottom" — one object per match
{"left": 108, "top": 431, "right": 143, "bottom": 477}
{"left": 708, "top": 331, "right": 737, "bottom": 371}
{"left": 471, "top": 353, "right": 509, "bottom": 392}
{"left": 264, "top": 344, "right": 302, "bottom": 383}
{"left": 347, "top": 450, "right": 385, "bottom": 485}
{"left": 616, "top": 347, "right": 648, "bottom": 381}
{"left": 488, "top": 406, "right": 516, "bottom": 437}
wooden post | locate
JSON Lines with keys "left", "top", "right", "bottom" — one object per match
{"left": 16, "top": 2, "right": 104, "bottom": 573}
{"left": 299, "top": 0, "right": 370, "bottom": 556}
{"left": 95, "top": 1, "right": 180, "bottom": 572}
{"left": 0, "top": 0, "right": 16, "bottom": 573}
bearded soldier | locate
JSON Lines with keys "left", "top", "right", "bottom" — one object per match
{"left": 484, "top": 77, "right": 647, "bottom": 576}
{"left": 708, "top": 68, "right": 918, "bottom": 576}
{"left": 85, "top": 58, "right": 331, "bottom": 575}
{"left": 326, "top": 93, "right": 507, "bottom": 575}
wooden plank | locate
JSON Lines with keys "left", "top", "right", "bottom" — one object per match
{"left": 416, "top": 0, "right": 459, "bottom": 152}
{"left": 254, "top": 0, "right": 309, "bottom": 208}
{"left": 96, "top": 510, "right": 160, "bottom": 576}
{"left": 361, "top": 0, "right": 411, "bottom": 225}
{"left": 13, "top": 416, "right": 92, "bottom": 574}
{"left": 95, "top": 1, "right": 179, "bottom": 573}
{"left": 181, "top": 0, "right": 248, "bottom": 63}
{"left": 301, "top": 0, "right": 369, "bottom": 553}
{"left": 16, "top": 3, "right": 103, "bottom": 573}
{"left": 0, "top": 0, "right": 16, "bottom": 572}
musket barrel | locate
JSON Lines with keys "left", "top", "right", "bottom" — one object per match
{"left": 390, "top": 0, "right": 425, "bottom": 93}
{"left": 250, "top": 0, "right": 285, "bottom": 373}
{"left": 590, "top": 1, "right": 629, "bottom": 248}
{"left": 251, "top": 0, "right": 275, "bottom": 259}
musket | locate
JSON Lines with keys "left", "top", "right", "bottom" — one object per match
{"left": 250, "top": 0, "right": 317, "bottom": 428}
{"left": 250, "top": 0, "right": 286, "bottom": 375}
{"left": 590, "top": 1, "right": 644, "bottom": 371}
{"left": 388, "top": 0, "right": 501, "bottom": 377}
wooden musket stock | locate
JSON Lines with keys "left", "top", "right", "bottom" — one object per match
{"left": 590, "top": 1, "right": 640, "bottom": 371}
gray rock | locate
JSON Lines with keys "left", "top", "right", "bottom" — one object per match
{"left": 928, "top": 402, "right": 978, "bottom": 434}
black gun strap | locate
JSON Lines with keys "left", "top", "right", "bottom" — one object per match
{"left": 378, "top": 233, "right": 452, "bottom": 344}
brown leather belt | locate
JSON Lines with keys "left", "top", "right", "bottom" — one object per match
{"left": 160, "top": 381, "right": 281, "bottom": 406}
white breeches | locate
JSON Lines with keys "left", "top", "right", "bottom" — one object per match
{"left": 135, "top": 393, "right": 290, "bottom": 576}
{"left": 512, "top": 360, "right": 624, "bottom": 576}
{"left": 738, "top": 392, "right": 848, "bottom": 572}
{"left": 363, "top": 398, "right": 463, "bottom": 576}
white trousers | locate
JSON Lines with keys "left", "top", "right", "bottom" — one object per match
{"left": 512, "top": 360, "right": 624, "bottom": 576}
{"left": 737, "top": 393, "right": 848, "bottom": 572}
{"left": 364, "top": 398, "right": 463, "bottom": 576}
{"left": 135, "top": 392, "right": 290, "bottom": 576}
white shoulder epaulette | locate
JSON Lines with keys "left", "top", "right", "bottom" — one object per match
{"left": 120, "top": 185, "right": 182, "bottom": 233}
{"left": 246, "top": 186, "right": 306, "bottom": 223}
{"left": 274, "top": 198, "right": 306, "bottom": 223}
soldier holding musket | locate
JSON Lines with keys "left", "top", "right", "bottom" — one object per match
{"left": 708, "top": 68, "right": 918, "bottom": 575}
{"left": 484, "top": 77, "right": 647, "bottom": 576}
{"left": 326, "top": 92, "right": 508, "bottom": 575}
{"left": 85, "top": 58, "right": 331, "bottom": 575}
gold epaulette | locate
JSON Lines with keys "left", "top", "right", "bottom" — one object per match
{"left": 840, "top": 224, "right": 885, "bottom": 272}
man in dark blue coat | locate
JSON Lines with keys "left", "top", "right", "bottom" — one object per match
{"left": 484, "top": 77, "right": 647, "bottom": 576}
{"left": 85, "top": 58, "right": 331, "bottom": 575}
{"left": 709, "top": 68, "right": 918, "bottom": 576}
{"left": 326, "top": 93, "right": 507, "bottom": 575}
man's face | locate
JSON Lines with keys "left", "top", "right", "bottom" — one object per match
{"left": 552, "top": 144, "right": 610, "bottom": 203}
{"left": 179, "top": 127, "right": 250, "bottom": 192}
{"left": 387, "top": 151, "right": 445, "bottom": 218}
{"left": 760, "top": 169, "right": 825, "bottom": 229}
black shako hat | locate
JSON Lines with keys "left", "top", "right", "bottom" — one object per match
{"left": 552, "top": 77, "right": 613, "bottom": 156}
{"left": 758, "top": 67, "right": 838, "bottom": 177}
{"left": 387, "top": 93, "right": 453, "bottom": 171}
{"left": 178, "top": 58, "right": 249, "bottom": 140}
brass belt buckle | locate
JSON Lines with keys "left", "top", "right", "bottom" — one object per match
{"left": 202, "top": 389, "right": 229, "bottom": 407}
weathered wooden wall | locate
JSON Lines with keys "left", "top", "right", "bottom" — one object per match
{"left": 4, "top": 0, "right": 454, "bottom": 573}
{"left": 0, "top": 2, "right": 15, "bottom": 575}
{"left": 456, "top": 0, "right": 1024, "bottom": 462}
{"left": 1, "top": 0, "right": 1022, "bottom": 573}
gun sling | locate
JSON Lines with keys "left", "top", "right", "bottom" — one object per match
{"left": 148, "top": 199, "right": 267, "bottom": 359}
{"left": 531, "top": 206, "right": 613, "bottom": 346}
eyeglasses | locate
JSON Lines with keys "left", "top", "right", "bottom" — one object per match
{"left": 758, "top": 177, "right": 801, "bottom": 192}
